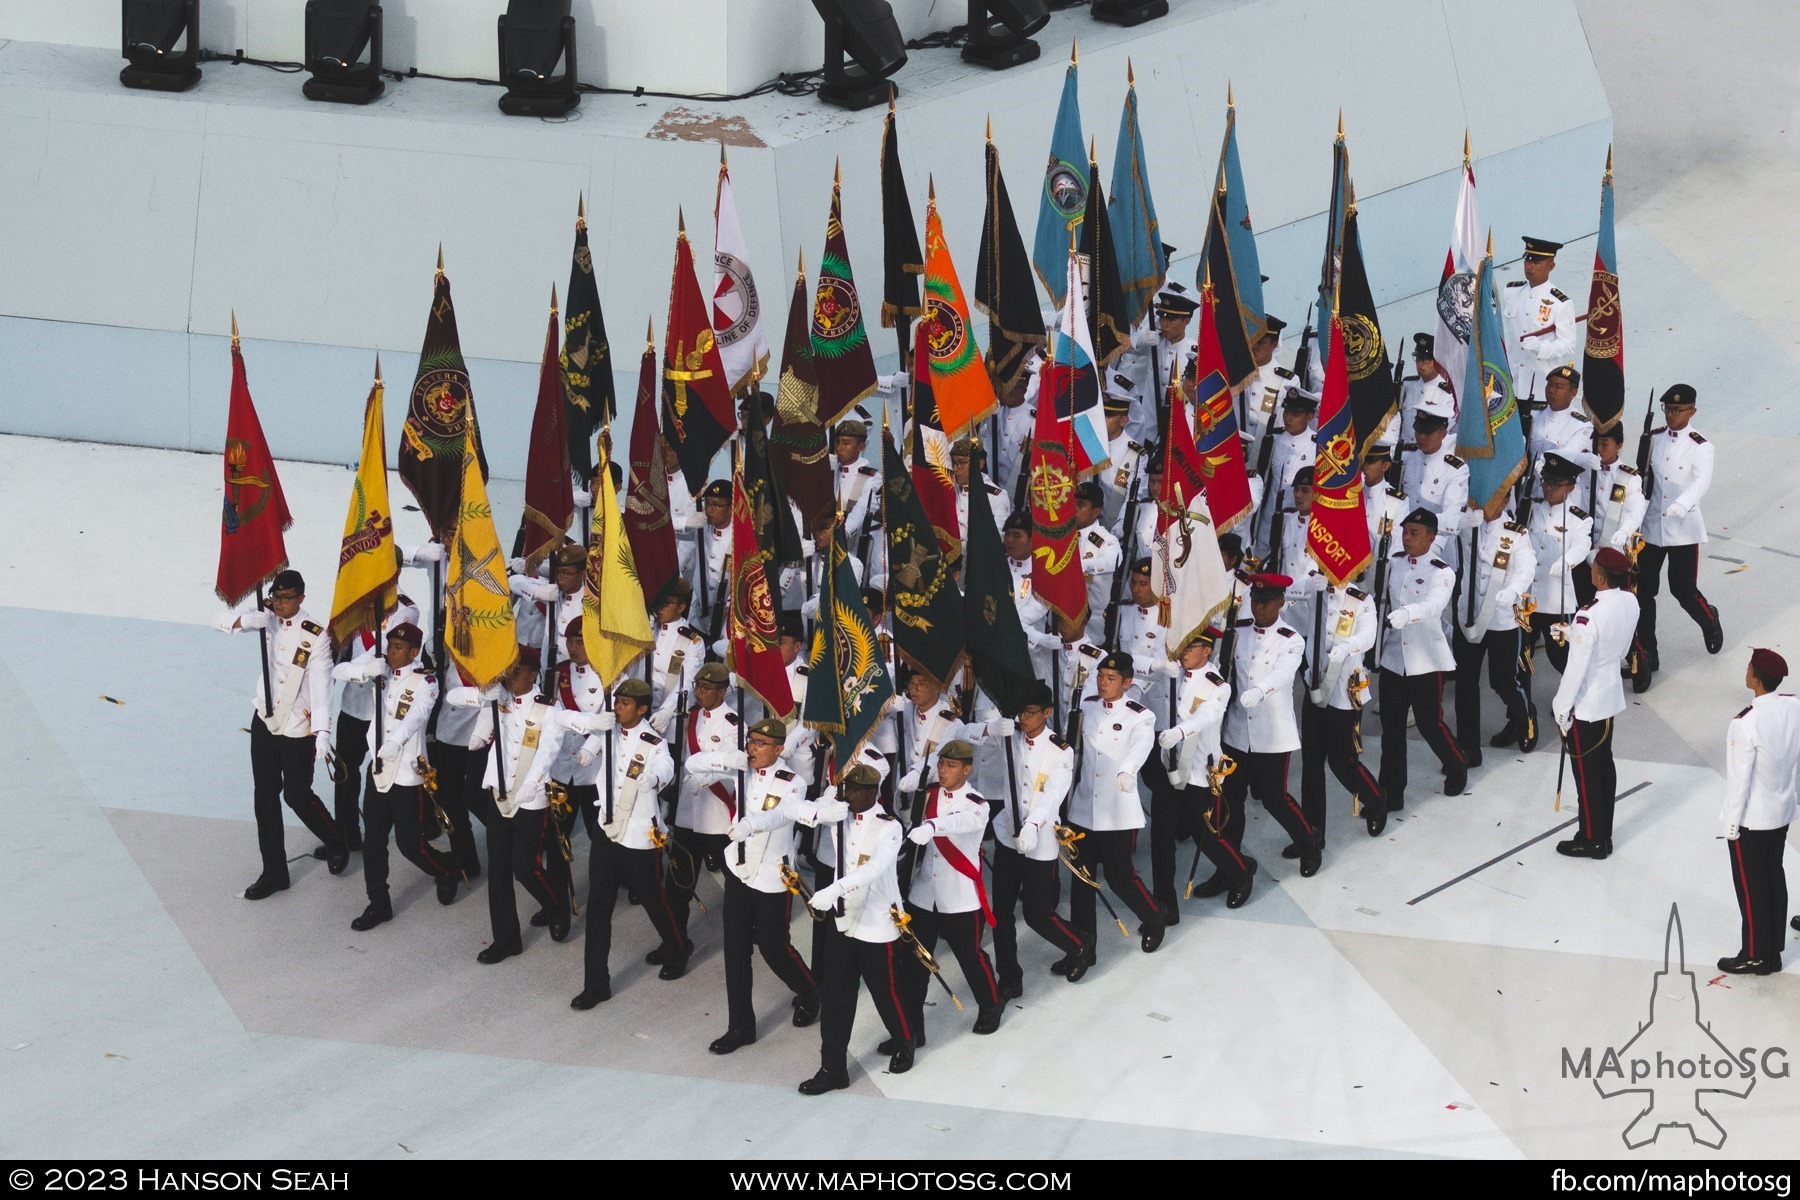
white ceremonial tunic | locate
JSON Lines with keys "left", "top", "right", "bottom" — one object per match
{"left": 1722, "top": 694, "right": 1800, "bottom": 832}
{"left": 1071, "top": 695, "right": 1155, "bottom": 830}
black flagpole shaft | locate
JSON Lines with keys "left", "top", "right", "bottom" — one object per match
{"left": 255, "top": 584, "right": 274, "bottom": 717}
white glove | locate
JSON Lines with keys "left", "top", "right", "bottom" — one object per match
{"left": 445, "top": 687, "right": 484, "bottom": 708}
{"left": 719, "top": 749, "right": 749, "bottom": 772}
{"left": 800, "top": 597, "right": 820, "bottom": 620}
{"left": 1028, "top": 629, "right": 1062, "bottom": 649}
{"left": 314, "top": 731, "right": 332, "bottom": 759}
{"left": 907, "top": 822, "right": 935, "bottom": 846}
{"left": 727, "top": 821, "right": 752, "bottom": 843}
{"left": 213, "top": 612, "right": 240, "bottom": 632}
{"left": 1327, "top": 642, "right": 1354, "bottom": 663}
{"left": 1387, "top": 611, "right": 1407, "bottom": 629}
{"left": 575, "top": 746, "right": 597, "bottom": 768}
{"left": 1725, "top": 823, "right": 1741, "bottom": 841}
{"left": 1158, "top": 727, "right": 1183, "bottom": 751}
{"left": 897, "top": 769, "right": 923, "bottom": 794}
{"left": 1608, "top": 532, "right": 1629, "bottom": 551}
{"left": 811, "top": 797, "right": 850, "bottom": 823}
{"left": 531, "top": 580, "right": 561, "bottom": 604}
{"left": 508, "top": 556, "right": 529, "bottom": 575}
{"left": 356, "top": 658, "right": 387, "bottom": 683}
{"left": 1240, "top": 687, "right": 1265, "bottom": 710}
{"left": 571, "top": 488, "right": 592, "bottom": 508}
{"left": 1016, "top": 822, "right": 1041, "bottom": 854}
{"left": 648, "top": 711, "right": 670, "bottom": 736}
{"left": 1549, "top": 560, "right": 1565, "bottom": 576}
{"left": 1554, "top": 705, "right": 1573, "bottom": 733}
{"left": 236, "top": 610, "right": 271, "bottom": 631}
{"left": 377, "top": 739, "right": 402, "bottom": 762}
{"left": 1664, "top": 501, "right": 1690, "bottom": 520}
{"left": 876, "top": 372, "right": 906, "bottom": 394}
{"left": 1117, "top": 772, "right": 1135, "bottom": 794}
{"left": 409, "top": 541, "right": 446, "bottom": 565}
{"left": 809, "top": 882, "right": 842, "bottom": 911}
{"left": 991, "top": 717, "right": 1015, "bottom": 738}
{"left": 1493, "top": 590, "right": 1517, "bottom": 609}
{"left": 594, "top": 711, "right": 617, "bottom": 733}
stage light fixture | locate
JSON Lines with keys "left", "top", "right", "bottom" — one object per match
{"left": 303, "top": 1, "right": 385, "bottom": 105}
{"left": 810, "top": 0, "right": 907, "bottom": 111}
{"left": 1090, "top": 0, "right": 1168, "bottom": 27}
{"left": 497, "top": 0, "right": 579, "bottom": 118}
{"left": 120, "top": 0, "right": 202, "bottom": 92}
{"left": 961, "top": 0, "right": 1049, "bottom": 70}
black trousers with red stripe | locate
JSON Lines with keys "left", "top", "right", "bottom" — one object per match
{"left": 485, "top": 803, "right": 564, "bottom": 952}
{"left": 1454, "top": 627, "right": 1532, "bottom": 754}
{"left": 669, "top": 826, "right": 729, "bottom": 932}
{"left": 1219, "top": 747, "right": 1314, "bottom": 852}
{"left": 722, "top": 872, "right": 816, "bottom": 1035}
{"left": 901, "top": 903, "right": 1002, "bottom": 1031}
{"left": 989, "top": 844, "right": 1085, "bottom": 989}
{"left": 1636, "top": 542, "right": 1717, "bottom": 659}
{"left": 1567, "top": 716, "right": 1617, "bottom": 844}
{"left": 1300, "top": 701, "right": 1383, "bottom": 838}
{"left": 1181, "top": 784, "right": 1254, "bottom": 891}
{"left": 361, "top": 777, "right": 451, "bottom": 905}
{"left": 819, "top": 934, "right": 912, "bottom": 1075}
{"left": 1066, "top": 825, "right": 1162, "bottom": 944}
{"left": 248, "top": 718, "right": 341, "bottom": 883}
{"left": 584, "top": 837, "right": 686, "bottom": 992}
{"left": 1142, "top": 752, "right": 1192, "bottom": 913}
{"left": 425, "top": 740, "right": 486, "bottom": 873}
{"left": 1728, "top": 826, "right": 1790, "bottom": 961}
{"left": 331, "top": 713, "right": 369, "bottom": 842}
{"left": 1377, "top": 670, "right": 1464, "bottom": 807}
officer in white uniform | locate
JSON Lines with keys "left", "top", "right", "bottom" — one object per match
{"left": 1003, "top": 512, "right": 1063, "bottom": 684}
{"left": 1236, "top": 314, "right": 1293, "bottom": 451}
{"left": 328, "top": 588, "right": 424, "bottom": 856}
{"left": 831, "top": 420, "right": 881, "bottom": 543}
{"left": 1376, "top": 510, "right": 1468, "bottom": 809}
{"left": 215, "top": 568, "right": 347, "bottom": 897}
{"left": 643, "top": 580, "right": 705, "bottom": 734}
{"left": 511, "top": 543, "right": 586, "bottom": 667}
{"left": 1074, "top": 481, "right": 1124, "bottom": 643}
{"left": 1527, "top": 454, "right": 1594, "bottom": 675}
{"left": 1069, "top": 652, "right": 1168, "bottom": 953}
{"left": 1501, "top": 236, "right": 1578, "bottom": 403}
{"left": 1126, "top": 281, "right": 1199, "bottom": 444}
{"left": 951, "top": 437, "right": 1012, "bottom": 543}
{"left": 1585, "top": 426, "right": 1648, "bottom": 562}
{"left": 1273, "top": 466, "right": 1327, "bottom": 628}
{"left": 1252, "top": 390, "right": 1318, "bottom": 561}
{"left": 669, "top": 661, "right": 740, "bottom": 933}
{"left": 1452, "top": 509, "right": 1539, "bottom": 760}
{"left": 693, "top": 480, "right": 734, "bottom": 638}
{"left": 1636, "top": 383, "right": 1723, "bottom": 669}
{"left": 1397, "top": 333, "right": 1457, "bottom": 449}
{"left": 1529, "top": 365, "right": 1600, "bottom": 480}
{"left": 1718, "top": 648, "right": 1800, "bottom": 975}
{"left": 1298, "top": 577, "right": 1385, "bottom": 842}
{"left": 1097, "top": 390, "right": 1148, "bottom": 532}
{"left": 1551, "top": 547, "right": 1641, "bottom": 860}
{"left": 1358, "top": 443, "right": 1408, "bottom": 590}
{"left": 1400, "top": 390, "right": 1469, "bottom": 560}
{"left": 1052, "top": 612, "right": 1105, "bottom": 731}
{"left": 1161, "top": 628, "right": 1256, "bottom": 908}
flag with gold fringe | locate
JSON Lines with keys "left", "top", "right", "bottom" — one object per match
{"left": 328, "top": 362, "right": 400, "bottom": 643}
{"left": 728, "top": 460, "right": 795, "bottom": 718}
{"left": 921, "top": 182, "right": 997, "bottom": 438}
{"left": 582, "top": 438, "right": 655, "bottom": 687}
{"left": 517, "top": 292, "right": 574, "bottom": 574}
{"left": 215, "top": 322, "right": 293, "bottom": 606}
{"left": 446, "top": 422, "right": 518, "bottom": 689}
{"left": 803, "top": 520, "right": 896, "bottom": 776}
{"left": 1306, "top": 313, "right": 1374, "bottom": 586}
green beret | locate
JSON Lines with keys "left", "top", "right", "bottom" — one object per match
{"left": 749, "top": 717, "right": 786, "bottom": 741}
{"left": 696, "top": 662, "right": 730, "bottom": 686}
{"left": 939, "top": 739, "right": 975, "bottom": 762}
{"left": 614, "top": 678, "right": 652, "bottom": 701}
{"left": 842, "top": 763, "right": 881, "bottom": 788}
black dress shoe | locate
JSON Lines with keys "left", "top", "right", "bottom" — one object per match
{"left": 710, "top": 1028, "right": 755, "bottom": 1055}
{"left": 436, "top": 873, "right": 460, "bottom": 905}
{"left": 1717, "top": 954, "right": 1779, "bottom": 976}
{"left": 1139, "top": 912, "right": 1167, "bottom": 953}
{"left": 1388, "top": 795, "right": 1405, "bottom": 812}
{"left": 1487, "top": 722, "right": 1520, "bottom": 748}
{"left": 1444, "top": 763, "right": 1468, "bottom": 797}
{"left": 531, "top": 908, "right": 551, "bottom": 928}
{"left": 1299, "top": 840, "right": 1323, "bottom": 879}
{"left": 798, "top": 1068, "right": 850, "bottom": 1096}
{"left": 1520, "top": 706, "right": 1541, "bottom": 752}
{"left": 792, "top": 991, "right": 822, "bottom": 1028}
{"left": 570, "top": 984, "right": 612, "bottom": 1009}
{"left": 878, "top": 1031, "right": 924, "bottom": 1055}
{"left": 971, "top": 1005, "right": 1002, "bottom": 1035}
{"left": 243, "top": 875, "right": 290, "bottom": 901}
{"left": 1704, "top": 615, "right": 1724, "bottom": 654}
{"left": 350, "top": 902, "right": 393, "bottom": 931}
{"left": 1160, "top": 906, "right": 1180, "bottom": 927}
{"left": 1555, "top": 837, "right": 1612, "bottom": 860}
{"left": 1462, "top": 749, "right": 1483, "bottom": 770}
{"left": 888, "top": 1043, "right": 915, "bottom": 1075}
{"left": 1364, "top": 799, "right": 1388, "bottom": 838}
{"left": 311, "top": 845, "right": 331, "bottom": 861}
{"left": 1280, "top": 843, "right": 1302, "bottom": 860}
{"left": 658, "top": 952, "right": 689, "bottom": 981}
{"left": 998, "top": 980, "right": 1024, "bottom": 1002}
{"left": 326, "top": 844, "right": 351, "bottom": 876}
{"left": 1792, "top": 916, "right": 1800, "bottom": 934}
{"left": 461, "top": 859, "right": 482, "bottom": 879}
{"left": 549, "top": 917, "right": 571, "bottom": 943}
{"left": 1049, "top": 954, "right": 1075, "bottom": 976}
{"left": 1065, "top": 942, "right": 1096, "bottom": 983}
{"left": 704, "top": 850, "right": 724, "bottom": 872}
{"left": 1193, "top": 871, "right": 1230, "bottom": 899}
{"left": 1631, "top": 663, "right": 1653, "bottom": 695}
{"left": 1225, "top": 861, "right": 1257, "bottom": 910}
{"left": 476, "top": 942, "right": 522, "bottom": 965}
{"left": 1645, "top": 650, "right": 1660, "bottom": 673}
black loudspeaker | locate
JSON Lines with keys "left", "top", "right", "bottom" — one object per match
{"left": 811, "top": 0, "right": 907, "bottom": 111}
{"left": 961, "top": 0, "right": 1048, "bottom": 70}
{"left": 120, "top": 0, "right": 201, "bottom": 92}
{"left": 497, "top": 0, "right": 579, "bottom": 117}
{"left": 1091, "top": 0, "right": 1169, "bottom": 27}
{"left": 303, "top": 0, "right": 385, "bottom": 105}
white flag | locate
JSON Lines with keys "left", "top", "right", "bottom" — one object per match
{"left": 1153, "top": 491, "right": 1232, "bottom": 659}
{"left": 1432, "top": 149, "right": 1482, "bottom": 406}
{"left": 712, "top": 157, "right": 770, "bottom": 396}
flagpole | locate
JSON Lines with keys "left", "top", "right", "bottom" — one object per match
{"left": 234, "top": 307, "right": 276, "bottom": 722}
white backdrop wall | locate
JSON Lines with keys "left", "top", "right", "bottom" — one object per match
{"left": 0, "top": 0, "right": 1610, "bottom": 478}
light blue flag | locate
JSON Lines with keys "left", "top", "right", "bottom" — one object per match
{"left": 1033, "top": 56, "right": 1086, "bottom": 308}
{"left": 1457, "top": 252, "right": 1527, "bottom": 519}
{"left": 1198, "top": 102, "right": 1265, "bottom": 346}
{"left": 1109, "top": 72, "right": 1165, "bottom": 329}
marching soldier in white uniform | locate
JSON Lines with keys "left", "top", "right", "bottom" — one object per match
{"left": 1527, "top": 454, "right": 1594, "bottom": 676}
{"left": 1097, "top": 390, "right": 1148, "bottom": 532}
{"left": 512, "top": 544, "right": 586, "bottom": 667}
{"left": 1585, "top": 425, "right": 1649, "bottom": 566}
{"left": 1397, "top": 333, "right": 1456, "bottom": 449}
{"left": 1359, "top": 444, "right": 1408, "bottom": 590}
{"left": 1452, "top": 508, "right": 1540, "bottom": 761}
{"left": 708, "top": 718, "right": 821, "bottom": 1053}
{"left": 1529, "top": 365, "right": 1600, "bottom": 480}
{"left": 566, "top": 676, "right": 687, "bottom": 1010}
{"left": 1074, "top": 481, "right": 1124, "bottom": 643}
{"left": 891, "top": 671, "right": 974, "bottom": 802}
{"left": 1377, "top": 510, "right": 1469, "bottom": 809}
{"left": 1236, "top": 314, "right": 1292, "bottom": 451}
{"left": 326, "top": 591, "right": 423, "bottom": 856}
{"left": 1636, "top": 384, "right": 1724, "bottom": 669}
{"left": 1052, "top": 612, "right": 1105, "bottom": 731}
{"left": 1069, "top": 653, "right": 1168, "bottom": 953}
{"left": 1127, "top": 282, "right": 1199, "bottom": 443}
{"left": 638, "top": 579, "right": 704, "bottom": 735}
{"left": 694, "top": 481, "right": 734, "bottom": 642}
{"left": 1219, "top": 575, "right": 1322, "bottom": 875}
{"left": 216, "top": 569, "right": 349, "bottom": 897}
{"left": 1400, "top": 391, "right": 1468, "bottom": 560}
{"left": 1163, "top": 628, "right": 1256, "bottom": 908}
{"left": 1117, "top": 562, "right": 1187, "bottom": 916}
{"left": 1252, "top": 390, "right": 1318, "bottom": 561}
{"left": 831, "top": 420, "right": 881, "bottom": 543}
{"left": 1002, "top": 512, "right": 1063, "bottom": 683}
{"left": 1298, "top": 576, "right": 1385, "bottom": 842}
{"left": 1501, "top": 236, "right": 1578, "bottom": 403}
{"left": 1552, "top": 547, "right": 1641, "bottom": 860}
{"left": 332, "top": 622, "right": 457, "bottom": 931}
{"left": 666, "top": 440, "right": 706, "bottom": 586}
{"left": 668, "top": 661, "right": 740, "bottom": 934}
{"left": 951, "top": 437, "right": 1012, "bottom": 543}
{"left": 988, "top": 685, "right": 1090, "bottom": 992}
{"left": 1718, "top": 648, "right": 1799, "bottom": 975}
{"left": 1273, "top": 467, "right": 1327, "bottom": 623}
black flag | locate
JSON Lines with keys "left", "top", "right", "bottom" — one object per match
{"left": 1338, "top": 201, "right": 1394, "bottom": 455}
{"left": 1079, "top": 151, "right": 1130, "bottom": 370}
{"left": 562, "top": 198, "right": 614, "bottom": 479}
{"left": 975, "top": 133, "right": 1046, "bottom": 402}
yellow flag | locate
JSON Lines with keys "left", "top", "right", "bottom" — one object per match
{"left": 447, "top": 424, "right": 518, "bottom": 688}
{"left": 328, "top": 371, "right": 400, "bottom": 644}
{"left": 582, "top": 438, "right": 654, "bottom": 686}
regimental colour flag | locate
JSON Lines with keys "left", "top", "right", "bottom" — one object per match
{"left": 910, "top": 322, "right": 962, "bottom": 558}
{"left": 1025, "top": 359, "right": 1088, "bottom": 626}
{"left": 1306, "top": 314, "right": 1373, "bottom": 586}
{"left": 445, "top": 424, "right": 518, "bottom": 690}
{"left": 727, "top": 466, "right": 795, "bottom": 717}
{"left": 1187, "top": 280, "right": 1256, "bottom": 533}
{"left": 1433, "top": 137, "right": 1483, "bottom": 403}
{"left": 803, "top": 521, "right": 896, "bottom": 775}
{"left": 624, "top": 326, "right": 680, "bottom": 608}
{"left": 1033, "top": 47, "right": 1086, "bottom": 306}
{"left": 1079, "top": 147, "right": 1131, "bottom": 370}
{"left": 517, "top": 292, "right": 574, "bottom": 574}
{"left": 1197, "top": 92, "right": 1265, "bottom": 389}
{"left": 882, "top": 422, "right": 966, "bottom": 691}
{"left": 1151, "top": 490, "right": 1231, "bottom": 660}
{"left": 811, "top": 164, "right": 879, "bottom": 427}
{"left": 216, "top": 324, "right": 293, "bottom": 606}
{"left": 921, "top": 182, "right": 997, "bottom": 439}
{"left": 1455, "top": 242, "right": 1527, "bottom": 519}
{"left": 661, "top": 212, "right": 736, "bottom": 496}
{"left": 960, "top": 454, "right": 1038, "bottom": 717}
{"left": 582, "top": 438, "right": 655, "bottom": 687}
{"left": 771, "top": 255, "right": 836, "bottom": 536}
{"left": 1582, "top": 149, "right": 1625, "bottom": 433}
{"left": 880, "top": 95, "right": 925, "bottom": 334}
{"left": 328, "top": 362, "right": 400, "bottom": 643}
{"left": 1314, "top": 119, "right": 1350, "bottom": 351}
{"left": 1041, "top": 252, "right": 1111, "bottom": 478}
{"left": 398, "top": 258, "right": 487, "bottom": 542}
{"left": 975, "top": 130, "right": 1046, "bottom": 401}
{"left": 1109, "top": 64, "right": 1166, "bottom": 330}
{"left": 562, "top": 197, "right": 613, "bottom": 478}
{"left": 713, "top": 151, "right": 771, "bottom": 396}
{"left": 1337, "top": 199, "right": 1394, "bottom": 456}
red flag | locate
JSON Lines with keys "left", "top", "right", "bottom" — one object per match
{"left": 1306, "top": 314, "right": 1373, "bottom": 586}
{"left": 215, "top": 332, "right": 293, "bottom": 605}
{"left": 728, "top": 460, "right": 795, "bottom": 718}
{"left": 625, "top": 325, "right": 679, "bottom": 608}
{"left": 1157, "top": 374, "right": 1203, "bottom": 538}
{"left": 517, "top": 293, "right": 574, "bottom": 574}
{"left": 1188, "top": 281, "right": 1256, "bottom": 533}
{"left": 1026, "top": 365, "right": 1087, "bottom": 626}
{"left": 661, "top": 212, "right": 736, "bottom": 496}
{"left": 909, "top": 323, "right": 961, "bottom": 557}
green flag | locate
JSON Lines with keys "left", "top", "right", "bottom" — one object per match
{"left": 881, "top": 424, "right": 965, "bottom": 691}
{"left": 803, "top": 520, "right": 896, "bottom": 777}
{"left": 961, "top": 460, "right": 1038, "bottom": 716}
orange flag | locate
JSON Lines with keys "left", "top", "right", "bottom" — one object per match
{"left": 921, "top": 183, "right": 997, "bottom": 438}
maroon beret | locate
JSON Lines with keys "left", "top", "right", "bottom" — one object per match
{"left": 1750, "top": 648, "right": 1788, "bottom": 679}
{"left": 1593, "top": 547, "right": 1631, "bottom": 574}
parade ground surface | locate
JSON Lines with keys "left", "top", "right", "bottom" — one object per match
{"left": 5, "top": 0, "right": 1800, "bottom": 1164}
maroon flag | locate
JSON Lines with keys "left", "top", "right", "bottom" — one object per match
{"left": 517, "top": 291, "right": 574, "bottom": 574}
{"left": 1026, "top": 365, "right": 1087, "bottom": 626}
{"left": 770, "top": 254, "right": 835, "bottom": 535}
{"left": 625, "top": 324, "right": 679, "bottom": 607}
{"left": 728, "top": 461, "right": 795, "bottom": 718}
{"left": 215, "top": 323, "right": 293, "bottom": 605}
{"left": 811, "top": 163, "right": 879, "bottom": 427}
{"left": 661, "top": 212, "right": 736, "bottom": 496}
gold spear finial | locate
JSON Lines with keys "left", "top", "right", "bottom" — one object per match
{"left": 1485, "top": 228, "right": 1494, "bottom": 258}
{"left": 928, "top": 174, "right": 936, "bottom": 204}
{"left": 677, "top": 207, "right": 687, "bottom": 237}
{"left": 1336, "top": 109, "right": 1344, "bottom": 140}
{"left": 888, "top": 83, "right": 897, "bottom": 114}
{"left": 645, "top": 317, "right": 654, "bottom": 350}
{"left": 1462, "top": 129, "right": 1471, "bottom": 169}
{"left": 834, "top": 158, "right": 842, "bottom": 187}
{"left": 986, "top": 114, "right": 993, "bottom": 144}
{"left": 1070, "top": 39, "right": 1078, "bottom": 66}
{"left": 436, "top": 244, "right": 444, "bottom": 275}
{"left": 374, "top": 353, "right": 382, "bottom": 384}
{"left": 230, "top": 310, "right": 240, "bottom": 348}
{"left": 796, "top": 247, "right": 806, "bottom": 278}
{"left": 1088, "top": 135, "right": 1097, "bottom": 165}
{"left": 551, "top": 282, "right": 559, "bottom": 314}
{"left": 1227, "top": 81, "right": 1234, "bottom": 110}
{"left": 1604, "top": 143, "right": 1613, "bottom": 180}
{"left": 577, "top": 193, "right": 586, "bottom": 232}
{"left": 1127, "top": 59, "right": 1135, "bottom": 87}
